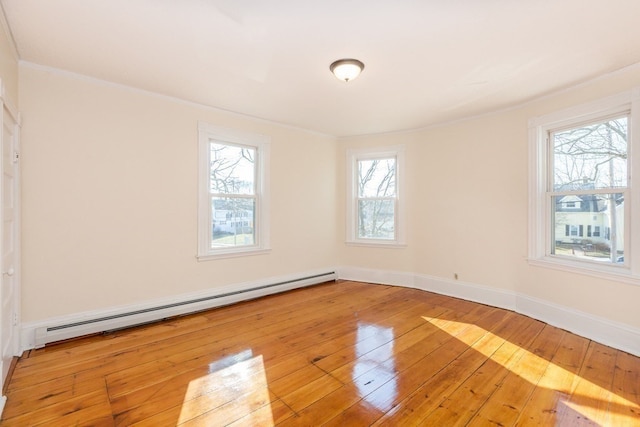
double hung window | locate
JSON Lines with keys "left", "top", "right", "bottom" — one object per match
{"left": 529, "top": 89, "right": 640, "bottom": 280}
{"left": 347, "top": 146, "right": 405, "bottom": 246}
{"left": 198, "top": 122, "right": 270, "bottom": 260}
{"left": 549, "top": 115, "right": 628, "bottom": 263}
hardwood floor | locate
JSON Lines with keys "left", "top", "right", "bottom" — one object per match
{"left": 1, "top": 280, "right": 639, "bottom": 426}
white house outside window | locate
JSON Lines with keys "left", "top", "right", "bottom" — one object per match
{"left": 347, "top": 146, "right": 406, "bottom": 246}
{"left": 551, "top": 115, "right": 627, "bottom": 262}
{"left": 529, "top": 89, "right": 640, "bottom": 282}
{"left": 198, "top": 122, "right": 270, "bottom": 260}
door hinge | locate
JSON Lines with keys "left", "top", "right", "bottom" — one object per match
{"left": 12, "top": 312, "right": 18, "bottom": 326}
{"left": 13, "top": 151, "right": 19, "bottom": 163}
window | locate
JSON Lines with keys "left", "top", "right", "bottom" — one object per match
{"left": 529, "top": 89, "right": 640, "bottom": 281}
{"left": 569, "top": 225, "right": 579, "bottom": 237}
{"left": 560, "top": 197, "right": 581, "bottom": 210}
{"left": 346, "top": 146, "right": 405, "bottom": 246}
{"left": 198, "top": 122, "right": 270, "bottom": 260}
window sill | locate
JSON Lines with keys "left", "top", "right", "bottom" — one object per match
{"left": 528, "top": 256, "right": 640, "bottom": 286}
{"left": 345, "top": 241, "right": 407, "bottom": 249}
{"left": 197, "top": 248, "right": 271, "bottom": 261}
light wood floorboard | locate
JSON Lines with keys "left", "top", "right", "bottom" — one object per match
{"left": 1, "top": 280, "right": 639, "bottom": 426}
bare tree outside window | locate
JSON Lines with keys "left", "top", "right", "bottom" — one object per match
{"left": 551, "top": 116, "right": 628, "bottom": 263}
{"left": 357, "top": 158, "right": 396, "bottom": 239}
{"left": 210, "top": 143, "right": 256, "bottom": 247}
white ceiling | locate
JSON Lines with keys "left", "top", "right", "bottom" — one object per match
{"left": 2, "top": 0, "right": 640, "bottom": 137}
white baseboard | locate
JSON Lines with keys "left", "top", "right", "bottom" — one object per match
{"left": 19, "top": 266, "right": 640, "bottom": 358}
{"left": 20, "top": 269, "right": 336, "bottom": 352}
{"left": 338, "top": 266, "right": 517, "bottom": 310}
{"left": 338, "top": 266, "right": 416, "bottom": 289}
{"left": 413, "top": 273, "right": 517, "bottom": 311}
{"left": 516, "top": 294, "right": 640, "bottom": 357}
{"left": 337, "top": 266, "right": 640, "bottom": 357}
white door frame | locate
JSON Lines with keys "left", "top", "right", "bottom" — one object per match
{"left": 0, "top": 81, "right": 21, "bottom": 412}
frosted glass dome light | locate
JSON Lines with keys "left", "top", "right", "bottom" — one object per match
{"left": 330, "top": 59, "right": 365, "bottom": 82}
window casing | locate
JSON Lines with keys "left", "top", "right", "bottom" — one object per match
{"left": 529, "top": 89, "right": 640, "bottom": 283}
{"left": 346, "top": 146, "right": 406, "bottom": 246}
{"left": 198, "top": 122, "right": 270, "bottom": 260}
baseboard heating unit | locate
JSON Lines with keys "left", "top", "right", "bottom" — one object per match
{"left": 28, "top": 271, "right": 336, "bottom": 349}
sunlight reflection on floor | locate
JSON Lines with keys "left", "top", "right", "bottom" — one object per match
{"left": 178, "top": 351, "right": 274, "bottom": 425}
{"left": 423, "top": 316, "right": 640, "bottom": 425}
{"left": 353, "top": 322, "right": 398, "bottom": 412}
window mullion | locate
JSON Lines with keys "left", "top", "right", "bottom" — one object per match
{"left": 211, "top": 193, "right": 256, "bottom": 200}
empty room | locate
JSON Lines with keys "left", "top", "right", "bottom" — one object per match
{"left": 0, "top": 0, "right": 639, "bottom": 425}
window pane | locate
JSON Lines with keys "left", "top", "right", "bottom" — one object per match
{"left": 552, "top": 116, "right": 627, "bottom": 190}
{"left": 210, "top": 143, "right": 255, "bottom": 195}
{"left": 211, "top": 197, "right": 255, "bottom": 247}
{"left": 358, "top": 158, "right": 396, "bottom": 198}
{"left": 552, "top": 193, "right": 624, "bottom": 263}
{"left": 358, "top": 199, "right": 395, "bottom": 239}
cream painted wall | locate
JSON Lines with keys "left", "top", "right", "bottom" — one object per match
{"left": 15, "top": 47, "right": 640, "bottom": 337}
{"left": 19, "top": 64, "right": 337, "bottom": 322}
{"left": 337, "top": 114, "right": 525, "bottom": 292}
{"left": 337, "top": 65, "right": 640, "bottom": 329}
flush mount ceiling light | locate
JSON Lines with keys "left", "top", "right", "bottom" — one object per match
{"left": 330, "top": 58, "right": 365, "bottom": 82}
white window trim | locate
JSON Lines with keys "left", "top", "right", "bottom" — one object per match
{"left": 346, "top": 145, "right": 406, "bottom": 247}
{"left": 528, "top": 88, "right": 640, "bottom": 285}
{"left": 197, "top": 122, "right": 271, "bottom": 261}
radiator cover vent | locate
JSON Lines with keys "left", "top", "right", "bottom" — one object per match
{"left": 32, "top": 271, "right": 336, "bottom": 348}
